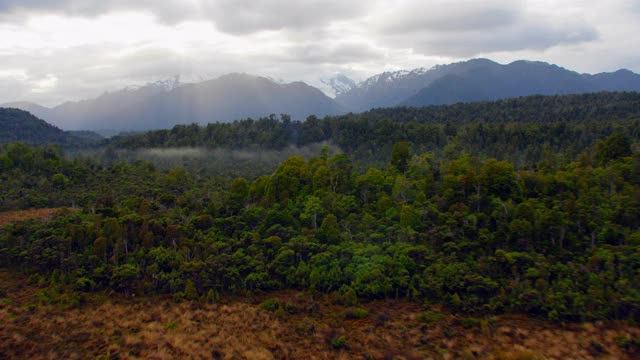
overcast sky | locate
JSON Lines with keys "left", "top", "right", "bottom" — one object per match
{"left": 0, "top": 0, "right": 638, "bottom": 106}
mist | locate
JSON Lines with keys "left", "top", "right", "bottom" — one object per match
{"left": 84, "top": 142, "right": 343, "bottom": 178}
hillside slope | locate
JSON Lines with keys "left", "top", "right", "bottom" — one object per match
{"left": 0, "top": 108, "right": 100, "bottom": 146}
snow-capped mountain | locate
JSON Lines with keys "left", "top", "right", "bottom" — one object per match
{"left": 320, "top": 74, "right": 358, "bottom": 97}
{"left": 122, "top": 76, "right": 182, "bottom": 93}
{"left": 335, "top": 59, "right": 501, "bottom": 111}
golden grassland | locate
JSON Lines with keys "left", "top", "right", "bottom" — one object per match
{"left": 0, "top": 208, "right": 75, "bottom": 227}
{"left": 0, "top": 271, "right": 639, "bottom": 359}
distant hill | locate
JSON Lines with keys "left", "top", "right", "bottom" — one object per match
{"left": 2, "top": 75, "right": 346, "bottom": 131}
{"left": 336, "top": 59, "right": 640, "bottom": 110}
{"left": 0, "top": 108, "right": 101, "bottom": 146}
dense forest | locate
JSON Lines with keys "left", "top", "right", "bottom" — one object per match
{"left": 107, "top": 92, "right": 640, "bottom": 169}
{"left": 1, "top": 122, "right": 638, "bottom": 322}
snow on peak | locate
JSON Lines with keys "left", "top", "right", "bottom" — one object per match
{"left": 321, "top": 74, "right": 357, "bottom": 96}
{"left": 123, "top": 76, "right": 182, "bottom": 93}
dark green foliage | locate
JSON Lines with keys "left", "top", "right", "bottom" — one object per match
{"left": 184, "top": 279, "right": 198, "bottom": 300}
{"left": 261, "top": 298, "right": 282, "bottom": 312}
{"left": 391, "top": 141, "right": 411, "bottom": 173}
{"left": 260, "top": 298, "right": 298, "bottom": 315}
{"left": 596, "top": 132, "right": 632, "bottom": 165}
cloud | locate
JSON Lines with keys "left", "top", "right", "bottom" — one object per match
{"left": 0, "top": 0, "right": 370, "bottom": 34}
{"left": 201, "top": 0, "right": 368, "bottom": 34}
{"left": 0, "top": 1, "right": 193, "bottom": 23}
{"left": 0, "top": 70, "right": 31, "bottom": 103}
{"left": 281, "top": 42, "right": 384, "bottom": 64}
{"left": 411, "top": 19, "right": 598, "bottom": 57}
{"left": 381, "top": 0, "right": 523, "bottom": 33}
{"left": 373, "top": 1, "right": 599, "bottom": 57}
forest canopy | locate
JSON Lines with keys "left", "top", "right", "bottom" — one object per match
{"left": 1, "top": 122, "right": 638, "bottom": 321}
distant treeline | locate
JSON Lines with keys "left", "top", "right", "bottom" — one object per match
{"left": 108, "top": 92, "right": 640, "bottom": 167}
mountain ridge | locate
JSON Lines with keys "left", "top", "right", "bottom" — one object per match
{"left": 402, "top": 61, "right": 640, "bottom": 106}
{"left": 337, "top": 59, "right": 640, "bottom": 110}
{"left": 2, "top": 73, "right": 346, "bottom": 131}
{"left": 3, "top": 59, "right": 640, "bottom": 131}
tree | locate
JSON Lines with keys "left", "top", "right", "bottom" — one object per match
{"left": 318, "top": 214, "right": 341, "bottom": 244}
{"left": 111, "top": 264, "right": 140, "bottom": 296}
{"left": 184, "top": 279, "right": 198, "bottom": 300}
{"left": 391, "top": 141, "right": 411, "bottom": 173}
{"left": 302, "top": 195, "right": 323, "bottom": 230}
{"left": 596, "top": 132, "right": 632, "bottom": 165}
{"left": 479, "top": 159, "right": 518, "bottom": 200}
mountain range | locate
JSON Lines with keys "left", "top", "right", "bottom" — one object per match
{"left": 3, "top": 59, "right": 640, "bottom": 131}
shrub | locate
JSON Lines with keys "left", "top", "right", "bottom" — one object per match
{"left": 337, "top": 285, "right": 358, "bottom": 306}
{"left": 163, "top": 322, "right": 179, "bottom": 330}
{"left": 261, "top": 298, "right": 281, "bottom": 312}
{"left": 459, "top": 317, "right": 481, "bottom": 329}
{"left": 73, "top": 277, "right": 95, "bottom": 292}
{"left": 184, "top": 280, "right": 198, "bottom": 300}
{"left": 258, "top": 299, "right": 297, "bottom": 317}
{"left": 419, "top": 310, "right": 445, "bottom": 323}
{"left": 331, "top": 335, "right": 348, "bottom": 349}
{"left": 344, "top": 307, "right": 369, "bottom": 319}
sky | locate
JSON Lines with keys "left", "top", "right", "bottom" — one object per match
{"left": 0, "top": 0, "right": 638, "bottom": 106}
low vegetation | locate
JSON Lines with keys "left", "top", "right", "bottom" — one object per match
{"left": 1, "top": 271, "right": 639, "bottom": 359}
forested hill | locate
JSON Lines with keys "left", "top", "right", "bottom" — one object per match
{"left": 0, "top": 108, "right": 101, "bottom": 147}
{"left": 108, "top": 92, "right": 640, "bottom": 168}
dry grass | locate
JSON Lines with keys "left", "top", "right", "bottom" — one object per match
{"left": 0, "top": 208, "right": 75, "bottom": 227}
{"left": 0, "top": 270, "right": 639, "bottom": 359}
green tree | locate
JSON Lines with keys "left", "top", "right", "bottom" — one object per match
{"left": 302, "top": 195, "right": 323, "bottom": 230}
{"left": 391, "top": 141, "right": 411, "bottom": 173}
{"left": 318, "top": 214, "right": 341, "bottom": 244}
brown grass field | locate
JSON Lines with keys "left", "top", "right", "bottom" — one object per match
{"left": 0, "top": 208, "right": 74, "bottom": 227}
{"left": 0, "top": 271, "right": 639, "bottom": 359}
